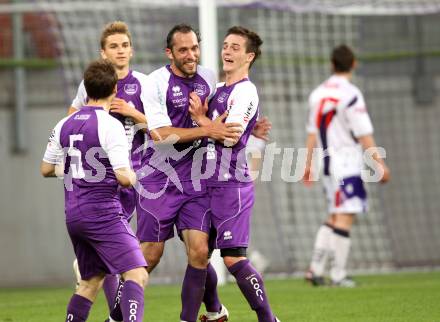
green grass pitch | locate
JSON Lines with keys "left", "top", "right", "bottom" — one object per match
{"left": 1, "top": 271, "right": 439, "bottom": 322}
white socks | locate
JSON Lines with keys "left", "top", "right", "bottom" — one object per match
{"left": 310, "top": 224, "right": 333, "bottom": 276}
{"left": 330, "top": 228, "right": 351, "bottom": 282}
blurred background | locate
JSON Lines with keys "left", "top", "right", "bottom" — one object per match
{"left": 1, "top": 0, "right": 440, "bottom": 287}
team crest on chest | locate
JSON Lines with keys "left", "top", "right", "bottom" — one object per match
{"left": 124, "top": 84, "right": 138, "bottom": 95}
{"left": 217, "top": 91, "right": 229, "bottom": 103}
{"left": 193, "top": 83, "right": 206, "bottom": 96}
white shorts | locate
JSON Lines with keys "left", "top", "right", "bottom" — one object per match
{"left": 322, "top": 175, "right": 368, "bottom": 214}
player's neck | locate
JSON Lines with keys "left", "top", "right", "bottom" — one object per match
{"left": 86, "top": 98, "right": 111, "bottom": 111}
{"left": 334, "top": 72, "right": 352, "bottom": 80}
{"left": 224, "top": 68, "right": 249, "bottom": 86}
{"left": 116, "top": 66, "right": 130, "bottom": 80}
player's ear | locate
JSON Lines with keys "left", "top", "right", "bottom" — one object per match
{"left": 165, "top": 48, "right": 173, "bottom": 60}
{"left": 352, "top": 59, "right": 357, "bottom": 70}
{"left": 100, "top": 49, "right": 107, "bottom": 60}
{"left": 246, "top": 52, "right": 255, "bottom": 64}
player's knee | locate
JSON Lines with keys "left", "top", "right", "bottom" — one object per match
{"left": 122, "top": 267, "right": 149, "bottom": 288}
{"left": 77, "top": 275, "right": 104, "bottom": 300}
{"left": 188, "top": 244, "right": 209, "bottom": 267}
{"left": 221, "top": 248, "right": 247, "bottom": 267}
{"left": 141, "top": 242, "right": 164, "bottom": 269}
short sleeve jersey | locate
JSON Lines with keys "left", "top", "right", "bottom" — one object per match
{"left": 43, "top": 106, "right": 130, "bottom": 221}
{"left": 71, "top": 70, "right": 148, "bottom": 171}
{"left": 140, "top": 65, "right": 216, "bottom": 184}
{"left": 206, "top": 79, "right": 259, "bottom": 187}
{"left": 307, "top": 75, "right": 373, "bottom": 178}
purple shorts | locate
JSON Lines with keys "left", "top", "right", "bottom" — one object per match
{"left": 67, "top": 215, "right": 147, "bottom": 280}
{"left": 118, "top": 186, "right": 136, "bottom": 221}
{"left": 136, "top": 181, "right": 210, "bottom": 243}
{"left": 208, "top": 184, "right": 254, "bottom": 249}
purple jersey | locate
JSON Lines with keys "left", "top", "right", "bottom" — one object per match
{"left": 43, "top": 106, "right": 130, "bottom": 221}
{"left": 71, "top": 70, "right": 148, "bottom": 171}
{"left": 140, "top": 65, "right": 216, "bottom": 184}
{"left": 206, "top": 79, "right": 259, "bottom": 186}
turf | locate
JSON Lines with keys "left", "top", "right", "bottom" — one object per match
{"left": 0, "top": 271, "right": 439, "bottom": 322}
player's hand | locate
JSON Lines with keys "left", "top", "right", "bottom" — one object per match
{"left": 302, "top": 166, "right": 314, "bottom": 187}
{"left": 207, "top": 111, "right": 243, "bottom": 146}
{"left": 252, "top": 116, "right": 271, "bottom": 141}
{"left": 189, "top": 92, "right": 208, "bottom": 125}
{"left": 110, "top": 98, "right": 135, "bottom": 117}
{"left": 378, "top": 163, "right": 391, "bottom": 183}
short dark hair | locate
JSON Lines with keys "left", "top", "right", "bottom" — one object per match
{"left": 83, "top": 59, "right": 117, "bottom": 100}
{"left": 225, "top": 26, "right": 263, "bottom": 68}
{"left": 166, "top": 23, "right": 201, "bottom": 49}
{"left": 331, "top": 45, "right": 355, "bottom": 73}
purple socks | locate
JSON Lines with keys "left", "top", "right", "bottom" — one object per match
{"left": 109, "top": 278, "right": 125, "bottom": 321}
{"left": 203, "top": 263, "right": 222, "bottom": 313}
{"left": 120, "top": 280, "right": 145, "bottom": 322}
{"left": 65, "top": 294, "right": 92, "bottom": 322}
{"left": 228, "top": 259, "right": 275, "bottom": 322}
{"left": 103, "top": 274, "right": 119, "bottom": 311}
{"left": 180, "top": 265, "right": 207, "bottom": 322}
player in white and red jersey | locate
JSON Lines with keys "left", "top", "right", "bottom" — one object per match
{"left": 303, "top": 45, "right": 390, "bottom": 287}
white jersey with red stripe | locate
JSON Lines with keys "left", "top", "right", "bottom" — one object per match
{"left": 307, "top": 74, "right": 373, "bottom": 180}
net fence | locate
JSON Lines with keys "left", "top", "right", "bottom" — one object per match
{"left": 2, "top": 0, "right": 440, "bottom": 282}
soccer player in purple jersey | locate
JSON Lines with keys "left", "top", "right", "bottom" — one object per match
{"left": 70, "top": 21, "right": 148, "bottom": 217}
{"left": 303, "top": 45, "right": 390, "bottom": 287}
{"left": 41, "top": 59, "right": 148, "bottom": 322}
{"left": 190, "top": 26, "right": 280, "bottom": 322}
{"left": 133, "top": 24, "right": 243, "bottom": 322}
{"left": 69, "top": 21, "right": 149, "bottom": 314}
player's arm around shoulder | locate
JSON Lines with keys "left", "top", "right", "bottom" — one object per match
{"left": 140, "top": 70, "right": 178, "bottom": 142}
{"left": 188, "top": 90, "right": 243, "bottom": 146}
{"left": 99, "top": 112, "right": 136, "bottom": 187}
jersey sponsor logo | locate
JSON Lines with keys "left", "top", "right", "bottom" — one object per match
{"left": 243, "top": 102, "right": 254, "bottom": 123}
{"left": 223, "top": 230, "right": 233, "bottom": 240}
{"left": 124, "top": 84, "right": 138, "bottom": 95}
{"left": 217, "top": 91, "right": 229, "bottom": 103}
{"left": 66, "top": 314, "right": 74, "bottom": 322}
{"left": 193, "top": 83, "right": 206, "bottom": 96}
{"left": 172, "top": 97, "right": 188, "bottom": 108}
{"left": 74, "top": 114, "right": 90, "bottom": 120}
{"left": 172, "top": 85, "right": 183, "bottom": 97}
